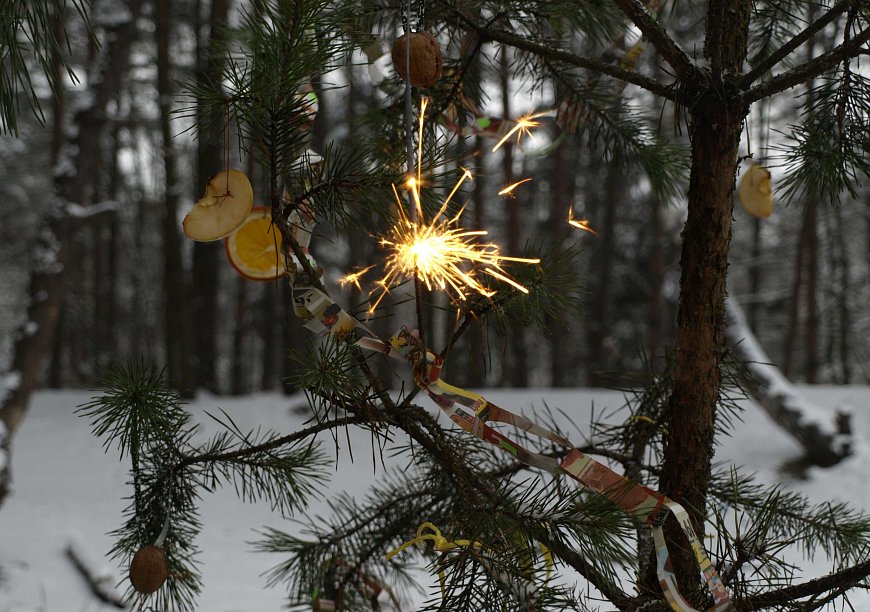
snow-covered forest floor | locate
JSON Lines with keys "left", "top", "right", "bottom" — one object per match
{"left": 0, "top": 385, "right": 868, "bottom": 611}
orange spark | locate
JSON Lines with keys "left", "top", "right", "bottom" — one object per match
{"left": 498, "top": 178, "right": 532, "bottom": 197}
{"left": 339, "top": 265, "right": 375, "bottom": 291}
{"left": 492, "top": 111, "right": 551, "bottom": 152}
{"left": 567, "top": 206, "right": 597, "bottom": 235}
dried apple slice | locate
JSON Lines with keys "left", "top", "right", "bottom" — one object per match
{"left": 737, "top": 164, "right": 773, "bottom": 219}
{"left": 182, "top": 169, "right": 254, "bottom": 241}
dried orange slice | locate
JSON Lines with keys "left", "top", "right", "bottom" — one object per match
{"left": 224, "top": 207, "right": 288, "bottom": 281}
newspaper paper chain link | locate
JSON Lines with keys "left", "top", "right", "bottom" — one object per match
{"left": 287, "top": 209, "right": 731, "bottom": 612}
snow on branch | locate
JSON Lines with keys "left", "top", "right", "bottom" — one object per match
{"left": 725, "top": 297, "right": 851, "bottom": 467}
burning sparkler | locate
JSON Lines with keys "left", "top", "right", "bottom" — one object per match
{"left": 365, "top": 99, "right": 541, "bottom": 311}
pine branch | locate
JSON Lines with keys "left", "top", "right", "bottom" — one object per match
{"left": 739, "top": 0, "right": 852, "bottom": 88}
{"left": 442, "top": 5, "right": 679, "bottom": 101}
{"left": 738, "top": 559, "right": 870, "bottom": 610}
{"left": 174, "top": 414, "right": 368, "bottom": 470}
{"left": 610, "top": 0, "right": 697, "bottom": 79}
{"left": 746, "top": 25, "right": 870, "bottom": 102}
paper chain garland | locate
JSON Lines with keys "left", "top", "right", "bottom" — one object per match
{"left": 285, "top": 204, "right": 731, "bottom": 612}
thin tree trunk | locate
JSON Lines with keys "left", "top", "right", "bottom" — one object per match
{"left": 832, "top": 204, "right": 851, "bottom": 383}
{"left": 498, "top": 47, "right": 527, "bottom": 388}
{"left": 231, "top": 275, "right": 248, "bottom": 395}
{"left": 547, "top": 138, "right": 572, "bottom": 387}
{"left": 192, "top": 0, "right": 230, "bottom": 393}
{"left": 647, "top": 194, "right": 665, "bottom": 370}
{"left": 0, "top": 0, "right": 144, "bottom": 507}
{"left": 747, "top": 216, "right": 762, "bottom": 330}
{"left": 783, "top": 210, "right": 809, "bottom": 379}
{"left": 804, "top": 200, "right": 819, "bottom": 382}
{"left": 586, "top": 163, "right": 620, "bottom": 385}
{"left": 157, "top": 0, "right": 191, "bottom": 393}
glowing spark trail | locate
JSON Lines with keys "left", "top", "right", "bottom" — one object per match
{"left": 339, "top": 266, "right": 375, "bottom": 291}
{"left": 492, "top": 111, "right": 551, "bottom": 152}
{"left": 567, "top": 206, "right": 597, "bottom": 235}
{"left": 498, "top": 178, "right": 532, "bottom": 197}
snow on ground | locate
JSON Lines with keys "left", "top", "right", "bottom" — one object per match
{"left": 0, "top": 386, "right": 868, "bottom": 611}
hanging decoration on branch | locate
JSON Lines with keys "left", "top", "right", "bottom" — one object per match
{"left": 182, "top": 169, "right": 254, "bottom": 241}
{"left": 129, "top": 517, "right": 171, "bottom": 594}
{"left": 737, "top": 164, "right": 773, "bottom": 218}
{"left": 386, "top": 522, "right": 553, "bottom": 600}
{"left": 391, "top": 31, "right": 443, "bottom": 89}
{"left": 224, "top": 207, "right": 288, "bottom": 281}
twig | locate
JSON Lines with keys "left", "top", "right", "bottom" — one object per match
{"left": 611, "top": 0, "right": 697, "bottom": 79}
{"left": 442, "top": 5, "right": 679, "bottom": 101}
{"left": 745, "top": 26, "right": 870, "bottom": 103}
{"left": 739, "top": 0, "right": 853, "bottom": 88}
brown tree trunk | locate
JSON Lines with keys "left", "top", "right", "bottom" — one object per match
{"left": 657, "top": 0, "right": 751, "bottom": 597}
{"left": 647, "top": 194, "right": 665, "bottom": 370}
{"left": 192, "top": 0, "right": 230, "bottom": 393}
{"left": 157, "top": 0, "right": 192, "bottom": 393}
{"left": 0, "top": 0, "right": 144, "bottom": 507}
{"left": 498, "top": 47, "right": 528, "bottom": 388}
{"left": 804, "top": 201, "right": 819, "bottom": 382}
{"left": 586, "top": 163, "right": 620, "bottom": 385}
{"left": 547, "top": 137, "right": 573, "bottom": 387}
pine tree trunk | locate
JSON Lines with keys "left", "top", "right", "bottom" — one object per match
{"left": 157, "top": 0, "right": 191, "bottom": 393}
{"left": 498, "top": 47, "right": 528, "bottom": 388}
{"left": 547, "top": 138, "right": 572, "bottom": 387}
{"left": 192, "top": 0, "right": 230, "bottom": 393}
{"left": 647, "top": 194, "right": 665, "bottom": 369}
{"left": 657, "top": 0, "right": 751, "bottom": 594}
{"left": 586, "top": 163, "right": 620, "bottom": 385}
{"left": 804, "top": 201, "right": 819, "bottom": 382}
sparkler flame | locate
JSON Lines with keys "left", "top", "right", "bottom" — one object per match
{"left": 365, "top": 100, "right": 541, "bottom": 311}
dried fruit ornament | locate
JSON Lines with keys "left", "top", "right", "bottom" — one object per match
{"left": 391, "top": 31, "right": 443, "bottom": 88}
{"left": 182, "top": 169, "right": 254, "bottom": 241}
{"left": 737, "top": 164, "right": 773, "bottom": 218}
{"left": 224, "top": 206, "right": 288, "bottom": 281}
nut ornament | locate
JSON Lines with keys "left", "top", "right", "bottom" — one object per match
{"left": 391, "top": 32, "right": 443, "bottom": 88}
{"left": 129, "top": 544, "right": 169, "bottom": 594}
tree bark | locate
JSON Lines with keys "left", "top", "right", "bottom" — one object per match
{"left": 157, "top": 0, "right": 192, "bottom": 393}
{"left": 657, "top": 0, "right": 752, "bottom": 598}
{"left": 498, "top": 47, "right": 528, "bottom": 388}
{"left": 586, "top": 163, "right": 620, "bottom": 386}
{"left": 192, "top": 0, "right": 230, "bottom": 393}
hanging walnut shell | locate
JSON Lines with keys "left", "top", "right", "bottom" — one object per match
{"left": 391, "top": 32, "right": 443, "bottom": 89}
{"left": 129, "top": 544, "right": 169, "bottom": 594}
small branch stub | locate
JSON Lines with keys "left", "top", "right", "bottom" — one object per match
{"left": 392, "top": 32, "right": 443, "bottom": 88}
{"left": 129, "top": 544, "right": 169, "bottom": 594}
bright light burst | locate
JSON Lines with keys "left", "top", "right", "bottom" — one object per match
{"left": 492, "top": 111, "right": 552, "bottom": 152}
{"left": 367, "top": 100, "right": 541, "bottom": 311}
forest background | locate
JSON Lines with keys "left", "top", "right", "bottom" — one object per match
{"left": 1, "top": 0, "right": 870, "bottom": 610}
